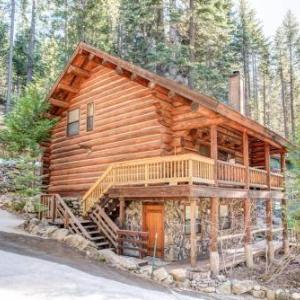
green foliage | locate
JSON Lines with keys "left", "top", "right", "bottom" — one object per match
{"left": 10, "top": 199, "right": 26, "bottom": 213}
{"left": 8, "top": 155, "right": 41, "bottom": 196}
{"left": 0, "top": 80, "right": 57, "bottom": 156}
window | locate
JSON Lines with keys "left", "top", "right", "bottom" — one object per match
{"left": 87, "top": 102, "right": 94, "bottom": 131}
{"left": 184, "top": 205, "right": 201, "bottom": 235}
{"left": 67, "top": 108, "right": 79, "bottom": 136}
{"left": 219, "top": 204, "right": 231, "bottom": 230}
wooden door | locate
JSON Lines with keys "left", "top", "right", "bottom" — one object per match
{"left": 143, "top": 204, "right": 164, "bottom": 257}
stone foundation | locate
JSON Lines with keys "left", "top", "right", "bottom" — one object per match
{"left": 123, "top": 198, "right": 271, "bottom": 262}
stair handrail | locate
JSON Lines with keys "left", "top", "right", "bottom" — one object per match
{"left": 42, "top": 193, "right": 92, "bottom": 240}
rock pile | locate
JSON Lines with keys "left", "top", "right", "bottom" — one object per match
{"left": 22, "top": 218, "right": 300, "bottom": 300}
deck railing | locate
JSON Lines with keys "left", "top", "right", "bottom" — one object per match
{"left": 82, "top": 154, "right": 215, "bottom": 214}
{"left": 270, "top": 172, "right": 284, "bottom": 189}
{"left": 217, "top": 161, "right": 246, "bottom": 186}
{"left": 249, "top": 168, "right": 267, "bottom": 187}
{"left": 82, "top": 154, "right": 285, "bottom": 215}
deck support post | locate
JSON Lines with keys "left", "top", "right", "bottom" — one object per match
{"left": 209, "top": 125, "right": 219, "bottom": 274}
{"left": 210, "top": 197, "right": 219, "bottom": 275}
{"left": 265, "top": 143, "right": 274, "bottom": 262}
{"left": 243, "top": 131, "right": 253, "bottom": 268}
{"left": 190, "top": 197, "right": 197, "bottom": 268}
{"left": 244, "top": 198, "right": 253, "bottom": 268}
{"left": 119, "top": 197, "right": 125, "bottom": 229}
{"left": 280, "top": 152, "right": 289, "bottom": 255}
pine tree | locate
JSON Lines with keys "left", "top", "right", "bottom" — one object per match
{"left": 282, "top": 10, "right": 300, "bottom": 142}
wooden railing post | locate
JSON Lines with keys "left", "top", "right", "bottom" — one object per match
{"left": 188, "top": 159, "right": 193, "bottom": 184}
{"left": 145, "top": 163, "right": 149, "bottom": 186}
{"left": 210, "top": 124, "right": 218, "bottom": 185}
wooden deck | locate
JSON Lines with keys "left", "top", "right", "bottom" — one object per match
{"left": 82, "top": 153, "right": 284, "bottom": 214}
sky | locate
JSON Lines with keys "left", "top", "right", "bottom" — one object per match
{"left": 249, "top": 0, "right": 300, "bottom": 37}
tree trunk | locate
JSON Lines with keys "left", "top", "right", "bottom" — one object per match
{"left": 188, "top": 0, "right": 195, "bottom": 89}
{"left": 262, "top": 74, "right": 267, "bottom": 126}
{"left": 279, "top": 60, "right": 289, "bottom": 139}
{"left": 6, "top": 0, "right": 15, "bottom": 114}
{"left": 288, "top": 41, "right": 296, "bottom": 141}
{"left": 27, "top": 0, "right": 36, "bottom": 84}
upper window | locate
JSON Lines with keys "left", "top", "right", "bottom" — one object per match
{"left": 67, "top": 108, "right": 79, "bottom": 136}
{"left": 87, "top": 102, "right": 94, "bottom": 132}
{"left": 184, "top": 205, "right": 201, "bottom": 235}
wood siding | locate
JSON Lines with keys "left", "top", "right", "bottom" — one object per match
{"left": 47, "top": 66, "right": 171, "bottom": 195}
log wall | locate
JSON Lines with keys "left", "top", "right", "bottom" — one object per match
{"left": 47, "top": 66, "right": 171, "bottom": 196}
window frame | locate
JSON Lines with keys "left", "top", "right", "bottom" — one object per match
{"left": 66, "top": 108, "right": 80, "bottom": 137}
{"left": 184, "top": 204, "right": 201, "bottom": 235}
{"left": 86, "top": 102, "right": 94, "bottom": 132}
{"left": 219, "top": 204, "right": 231, "bottom": 230}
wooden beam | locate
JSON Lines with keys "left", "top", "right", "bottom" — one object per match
{"left": 107, "top": 185, "right": 285, "bottom": 200}
{"left": 67, "top": 65, "right": 90, "bottom": 78}
{"left": 148, "top": 81, "right": 156, "bottom": 90}
{"left": 172, "top": 117, "right": 223, "bottom": 132}
{"left": 119, "top": 197, "right": 125, "bottom": 229}
{"left": 58, "top": 83, "right": 79, "bottom": 94}
{"left": 49, "top": 98, "right": 69, "bottom": 108}
{"left": 190, "top": 197, "right": 197, "bottom": 268}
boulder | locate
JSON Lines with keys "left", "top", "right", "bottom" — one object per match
{"left": 85, "top": 246, "right": 103, "bottom": 260}
{"left": 139, "top": 265, "right": 153, "bottom": 277}
{"left": 216, "top": 281, "right": 232, "bottom": 295}
{"left": 267, "top": 290, "right": 276, "bottom": 300}
{"left": 163, "top": 275, "right": 174, "bottom": 285}
{"left": 64, "top": 234, "right": 94, "bottom": 251}
{"left": 231, "top": 279, "right": 254, "bottom": 295}
{"left": 44, "top": 226, "right": 58, "bottom": 237}
{"left": 216, "top": 274, "right": 226, "bottom": 282}
{"left": 98, "top": 249, "right": 139, "bottom": 271}
{"left": 276, "top": 290, "right": 290, "bottom": 300}
{"left": 292, "top": 293, "right": 300, "bottom": 300}
{"left": 252, "top": 290, "right": 266, "bottom": 299}
{"left": 51, "top": 228, "right": 69, "bottom": 241}
{"left": 153, "top": 267, "right": 170, "bottom": 282}
{"left": 169, "top": 268, "right": 186, "bottom": 282}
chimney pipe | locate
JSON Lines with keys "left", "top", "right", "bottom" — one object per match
{"left": 228, "top": 71, "right": 245, "bottom": 115}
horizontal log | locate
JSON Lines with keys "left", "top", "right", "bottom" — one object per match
{"left": 50, "top": 98, "right": 69, "bottom": 108}
{"left": 172, "top": 117, "right": 223, "bottom": 131}
{"left": 58, "top": 83, "right": 79, "bottom": 94}
{"left": 68, "top": 65, "right": 91, "bottom": 78}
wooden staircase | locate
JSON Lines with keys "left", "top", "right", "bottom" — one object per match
{"left": 41, "top": 193, "right": 148, "bottom": 256}
{"left": 40, "top": 194, "right": 110, "bottom": 250}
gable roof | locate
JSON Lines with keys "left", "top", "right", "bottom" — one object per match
{"left": 47, "top": 41, "right": 291, "bottom": 150}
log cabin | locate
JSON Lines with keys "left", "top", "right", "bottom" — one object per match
{"left": 41, "top": 42, "right": 290, "bottom": 274}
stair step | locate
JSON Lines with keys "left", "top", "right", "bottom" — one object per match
{"left": 80, "top": 220, "right": 94, "bottom": 224}
{"left": 95, "top": 241, "right": 110, "bottom": 247}
{"left": 90, "top": 236, "right": 105, "bottom": 241}
{"left": 88, "top": 230, "right": 101, "bottom": 235}
{"left": 84, "top": 225, "right": 98, "bottom": 229}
